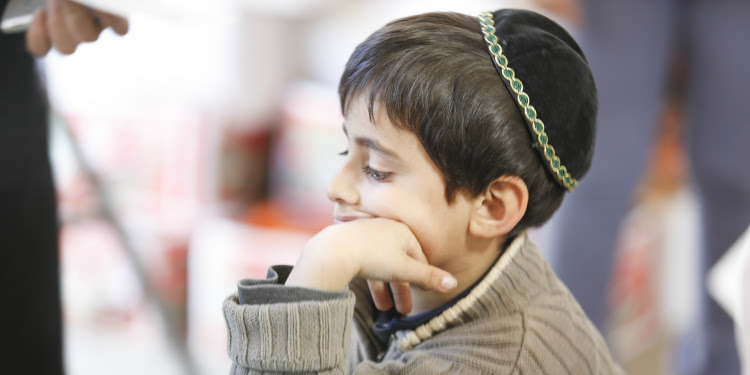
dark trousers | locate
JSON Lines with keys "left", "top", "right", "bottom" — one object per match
{"left": 0, "top": 31, "right": 63, "bottom": 375}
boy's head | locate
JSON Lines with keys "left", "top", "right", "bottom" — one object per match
{"left": 337, "top": 9, "right": 596, "bottom": 234}
{"left": 330, "top": 9, "right": 596, "bottom": 266}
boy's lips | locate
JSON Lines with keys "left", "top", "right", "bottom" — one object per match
{"left": 333, "top": 214, "right": 371, "bottom": 224}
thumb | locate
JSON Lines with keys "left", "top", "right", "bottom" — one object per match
{"left": 395, "top": 258, "right": 457, "bottom": 293}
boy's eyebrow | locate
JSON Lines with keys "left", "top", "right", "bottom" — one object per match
{"left": 356, "top": 137, "right": 399, "bottom": 159}
{"left": 342, "top": 123, "right": 400, "bottom": 159}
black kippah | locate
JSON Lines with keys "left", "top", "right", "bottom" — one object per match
{"left": 479, "top": 9, "right": 597, "bottom": 191}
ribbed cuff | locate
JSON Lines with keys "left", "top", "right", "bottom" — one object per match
{"left": 223, "top": 265, "right": 356, "bottom": 373}
{"left": 237, "top": 265, "right": 349, "bottom": 305}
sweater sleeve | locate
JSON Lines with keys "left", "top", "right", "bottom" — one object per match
{"left": 223, "top": 265, "right": 355, "bottom": 374}
{"left": 223, "top": 266, "right": 474, "bottom": 375}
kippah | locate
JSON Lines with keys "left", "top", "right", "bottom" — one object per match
{"left": 479, "top": 9, "right": 597, "bottom": 191}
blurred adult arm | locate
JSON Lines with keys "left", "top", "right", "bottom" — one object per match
{"left": 24, "top": 0, "right": 128, "bottom": 57}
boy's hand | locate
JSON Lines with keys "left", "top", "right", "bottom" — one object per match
{"left": 285, "top": 218, "right": 457, "bottom": 313}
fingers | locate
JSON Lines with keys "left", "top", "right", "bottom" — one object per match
{"left": 367, "top": 280, "right": 413, "bottom": 314}
{"left": 364, "top": 251, "right": 456, "bottom": 293}
{"left": 397, "top": 234, "right": 457, "bottom": 292}
{"left": 28, "top": 0, "right": 129, "bottom": 57}
{"left": 351, "top": 218, "right": 456, "bottom": 293}
{"left": 92, "top": 10, "right": 129, "bottom": 35}
{"left": 62, "top": 0, "right": 102, "bottom": 44}
{"left": 47, "top": 0, "right": 77, "bottom": 54}
{"left": 367, "top": 280, "right": 393, "bottom": 311}
{"left": 390, "top": 282, "right": 412, "bottom": 314}
{"left": 402, "top": 260, "right": 457, "bottom": 293}
{"left": 26, "top": 9, "right": 52, "bottom": 57}
{"left": 388, "top": 237, "right": 456, "bottom": 293}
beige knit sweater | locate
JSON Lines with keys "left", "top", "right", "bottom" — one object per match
{"left": 223, "top": 233, "right": 623, "bottom": 374}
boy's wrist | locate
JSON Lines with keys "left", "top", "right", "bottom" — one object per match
{"left": 285, "top": 227, "right": 359, "bottom": 291}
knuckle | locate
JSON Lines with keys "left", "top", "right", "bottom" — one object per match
{"left": 73, "top": 22, "right": 98, "bottom": 41}
{"left": 427, "top": 268, "right": 439, "bottom": 287}
{"left": 69, "top": 16, "right": 99, "bottom": 42}
{"left": 79, "top": 28, "right": 99, "bottom": 42}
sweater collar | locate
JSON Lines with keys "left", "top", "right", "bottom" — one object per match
{"left": 395, "top": 231, "right": 550, "bottom": 351}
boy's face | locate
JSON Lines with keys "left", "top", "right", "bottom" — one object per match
{"left": 328, "top": 96, "right": 477, "bottom": 271}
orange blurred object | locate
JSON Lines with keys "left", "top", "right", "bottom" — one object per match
{"left": 241, "top": 200, "right": 332, "bottom": 234}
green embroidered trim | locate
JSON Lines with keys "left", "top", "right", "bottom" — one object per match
{"left": 479, "top": 12, "right": 578, "bottom": 191}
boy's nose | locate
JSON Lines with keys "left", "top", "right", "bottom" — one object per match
{"left": 327, "top": 164, "right": 359, "bottom": 205}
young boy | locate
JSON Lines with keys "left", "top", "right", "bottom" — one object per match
{"left": 223, "top": 9, "right": 623, "bottom": 374}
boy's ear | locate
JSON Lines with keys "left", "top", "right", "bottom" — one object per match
{"left": 468, "top": 175, "right": 529, "bottom": 238}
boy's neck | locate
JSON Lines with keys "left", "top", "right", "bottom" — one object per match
{"left": 406, "top": 235, "right": 508, "bottom": 317}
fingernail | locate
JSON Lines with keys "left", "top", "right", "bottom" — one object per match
{"left": 441, "top": 275, "right": 457, "bottom": 290}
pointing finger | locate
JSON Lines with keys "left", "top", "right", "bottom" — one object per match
{"left": 394, "top": 256, "right": 457, "bottom": 293}
{"left": 92, "top": 9, "right": 129, "bottom": 35}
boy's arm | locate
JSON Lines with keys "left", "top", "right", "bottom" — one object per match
{"left": 223, "top": 218, "right": 460, "bottom": 374}
{"left": 222, "top": 268, "right": 463, "bottom": 375}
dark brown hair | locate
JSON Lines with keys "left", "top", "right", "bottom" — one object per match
{"left": 339, "top": 12, "right": 589, "bottom": 233}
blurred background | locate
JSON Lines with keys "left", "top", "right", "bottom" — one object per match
{"left": 17, "top": 0, "right": 745, "bottom": 374}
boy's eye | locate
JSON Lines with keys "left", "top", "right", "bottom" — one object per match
{"left": 339, "top": 149, "right": 349, "bottom": 156}
{"left": 363, "top": 165, "right": 391, "bottom": 181}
